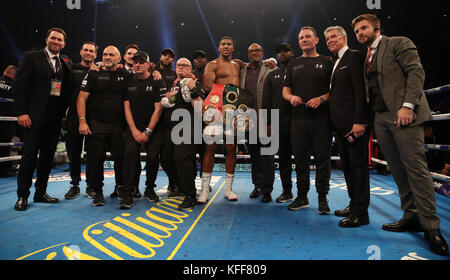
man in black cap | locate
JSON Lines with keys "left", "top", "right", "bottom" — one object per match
{"left": 263, "top": 43, "right": 295, "bottom": 203}
{"left": 193, "top": 50, "right": 207, "bottom": 85}
{"left": 121, "top": 51, "right": 167, "bottom": 209}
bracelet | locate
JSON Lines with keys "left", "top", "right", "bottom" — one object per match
{"left": 144, "top": 128, "right": 153, "bottom": 136}
{"left": 79, "top": 117, "right": 86, "bottom": 120}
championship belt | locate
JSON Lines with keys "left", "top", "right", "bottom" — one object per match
{"left": 202, "top": 84, "right": 255, "bottom": 135}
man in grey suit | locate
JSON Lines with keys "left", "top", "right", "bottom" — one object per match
{"left": 352, "top": 14, "right": 447, "bottom": 256}
{"left": 240, "top": 43, "right": 277, "bottom": 202}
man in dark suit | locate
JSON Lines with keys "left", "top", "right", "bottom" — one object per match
{"left": 352, "top": 14, "right": 448, "bottom": 255}
{"left": 13, "top": 27, "right": 73, "bottom": 211}
{"left": 325, "top": 26, "right": 370, "bottom": 227}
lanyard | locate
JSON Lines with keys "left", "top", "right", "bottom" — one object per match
{"left": 44, "top": 50, "right": 60, "bottom": 74}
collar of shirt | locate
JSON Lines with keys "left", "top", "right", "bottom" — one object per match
{"left": 45, "top": 47, "right": 59, "bottom": 60}
{"left": 337, "top": 45, "right": 349, "bottom": 60}
{"left": 370, "top": 35, "right": 383, "bottom": 50}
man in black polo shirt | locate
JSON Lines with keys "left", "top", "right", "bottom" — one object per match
{"left": 77, "top": 45, "right": 131, "bottom": 207}
{"left": 64, "top": 41, "right": 98, "bottom": 199}
{"left": 282, "top": 26, "right": 333, "bottom": 214}
{"left": 120, "top": 51, "right": 166, "bottom": 209}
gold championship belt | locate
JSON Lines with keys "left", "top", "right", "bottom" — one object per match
{"left": 202, "top": 84, "right": 254, "bottom": 135}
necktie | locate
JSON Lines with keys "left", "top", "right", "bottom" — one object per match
{"left": 53, "top": 56, "right": 61, "bottom": 74}
{"left": 365, "top": 47, "right": 374, "bottom": 75}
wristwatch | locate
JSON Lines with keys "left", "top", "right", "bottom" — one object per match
{"left": 319, "top": 96, "right": 324, "bottom": 104}
{"left": 144, "top": 128, "right": 153, "bottom": 136}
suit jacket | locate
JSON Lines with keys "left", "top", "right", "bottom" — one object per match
{"left": 329, "top": 48, "right": 368, "bottom": 130}
{"left": 240, "top": 62, "right": 277, "bottom": 110}
{"left": 13, "top": 48, "right": 73, "bottom": 123}
{"left": 367, "top": 36, "right": 431, "bottom": 126}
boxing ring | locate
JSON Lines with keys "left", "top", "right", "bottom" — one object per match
{"left": 0, "top": 86, "right": 449, "bottom": 261}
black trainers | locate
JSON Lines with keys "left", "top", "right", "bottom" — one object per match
{"left": 92, "top": 192, "right": 105, "bottom": 207}
{"left": 287, "top": 196, "right": 309, "bottom": 211}
{"left": 133, "top": 186, "right": 142, "bottom": 198}
{"left": 64, "top": 185, "right": 80, "bottom": 200}
{"left": 318, "top": 196, "right": 330, "bottom": 215}
{"left": 167, "top": 185, "right": 183, "bottom": 197}
{"left": 110, "top": 185, "right": 124, "bottom": 200}
{"left": 86, "top": 186, "right": 96, "bottom": 199}
{"left": 144, "top": 187, "right": 160, "bottom": 202}
{"left": 119, "top": 195, "right": 134, "bottom": 210}
{"left": 249, "top": 186, "right": 261, "bottom": 198}
{"left": 276, "top": 190, "right": 294, "bottom": 203}
{"left": 178, "top": 195, "right": 196, "bottom": 211}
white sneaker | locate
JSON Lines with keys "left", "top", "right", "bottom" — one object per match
{"left": 224, "top": 188, "right": 238, "bottom": 201}
{"left": 198, "top": 173, "right": 211, "bottom": 204}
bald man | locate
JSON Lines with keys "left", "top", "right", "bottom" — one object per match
{"left": 240, "top": 43, "right": 277, "bottom": 202}
{"left": 77, "top": 45, "right": 132, "bottom": 207}
{"left": 166, "top": 58, "right": 204, "bottom": 210}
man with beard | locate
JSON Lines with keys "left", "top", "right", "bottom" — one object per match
{"left": 263, "top": 43, "right": 295, "bottom": 203}
{"left": 64, "top": 41, "right": 98, "bottom": 199}
{"left": 77, "top": 45, "right": 130, "bottom": 207}
{"left": 352, "top": 13, "right": 447, "bottom": 255}
{"left": 198, "top": 36, "right": 241, "bottom": 203}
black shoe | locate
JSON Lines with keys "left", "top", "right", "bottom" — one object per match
{"left": 14, "top": 197, "right": 28, "bottom": 211}
{"left": 92, "top": 192, "right": 105, "bottom": 207}
{"left": 276, "top": 190, "right": 294, "bottom": 203}
{"left": 288, "top": 197, "right": 309, "bottom": 211}
{"left": 424, "top": 229, "right": 448, "bottom": 256}
{"left": 178, "top": 195, "right": 196, "bottom": 211}
{"left": 33, "top": 193, "right": 59, "bottom": 203}
{"left": 144, "top": 187, "right": 160, "bottom": 202}
{"left": 167, "top": 185, "right": 183, "bottom": 197}
{"left": 133, "top": 186, "right": 142, "bottom": 198}
{"left": 249, "top": 186, "right": 261, "bottom": 199}
{"left": 261, "top": 193, "right": 272, "bottom": 203}
{"left": 64, "top": 186, "right": 80, "bottom": 200}
{"left": 334, "top": 206, "right": 351, "bottom": 217}
{"left": 318, "top": 197, "right": 330, "bottom": 215}
{"left": 339, "top": 213, "right": 370, "bottom": 228}
{"left": 110, "top": 185, "right": 124, "bottom": 200}
{"left": 119, "top": 195, "right": 134, "bottom": 210}
{"left": 382, "top": 218, "right": 424, "bottom": 232}
{"left": 86, "top": 186, "right": 96, "bottom": 199}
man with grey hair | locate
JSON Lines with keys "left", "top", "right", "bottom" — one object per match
{"left": 325, "top": 25, "right": 370, "bottom": 227}
{"left": 77, "top": 45, "right": 132, "bottom": 207}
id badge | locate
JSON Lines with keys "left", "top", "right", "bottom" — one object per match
{"left": 50, "top": 79, "right": 62, "bottom": 96}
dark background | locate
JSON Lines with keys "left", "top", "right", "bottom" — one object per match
{"left": 1, "top": 0, "right": 449, "bottom": 91}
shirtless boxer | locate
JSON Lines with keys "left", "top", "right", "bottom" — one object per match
{"left": 198, "top": 36, "right": 240, "bottom": 203}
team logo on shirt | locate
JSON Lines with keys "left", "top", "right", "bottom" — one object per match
{"left": 315, "top": 64, "right": 323, "bottom": 69}
{"left": 117, "top": 76, "right": 124, "bottom": 82}
{"left": 145, "top": 86, "right": 153, "bottom": 92}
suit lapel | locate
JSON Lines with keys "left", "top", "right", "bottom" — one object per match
{"left": 40, "top": 49, "right": 55, "bottom": 79}
{"left": 376, "top": 36, "right": 389, "bottom": 76}
{"left": 331, "top": 49, "right": 349, "bottom": 89}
